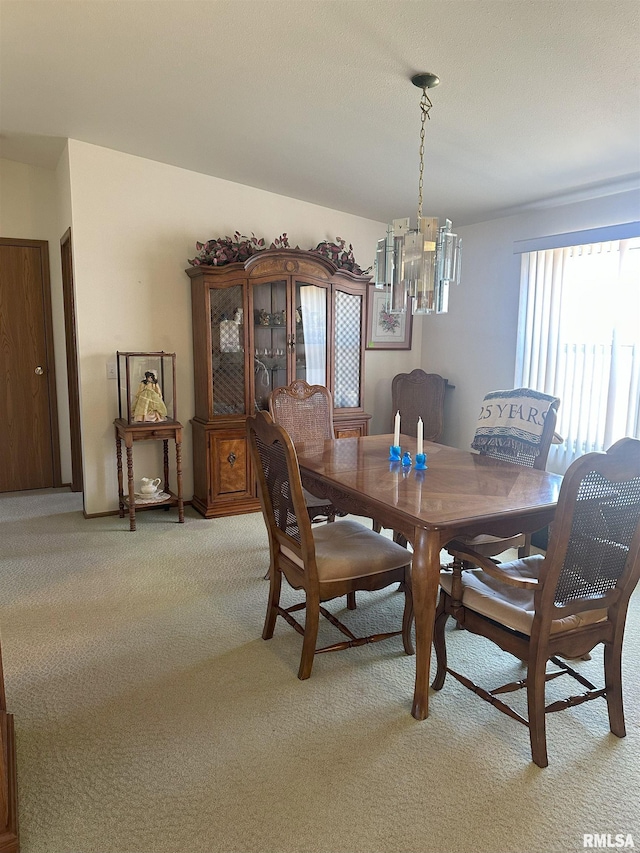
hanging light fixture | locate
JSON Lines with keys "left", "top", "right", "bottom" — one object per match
{"left": 375, "top": 73, "right": 462, "bottom": 314}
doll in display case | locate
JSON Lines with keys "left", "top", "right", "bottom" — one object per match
{"left": 132, "top": 370, "right": 167, "bottom": 422}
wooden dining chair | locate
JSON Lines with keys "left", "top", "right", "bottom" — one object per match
{"left": 391, "top": 369, "right": 447, "bottom": 442}
{"left": 433, "top": 437, "right": 640, "bottom": 767}
{"left": 270, "top": 379, "right": 362, "bottom": 610}
{"left": 269, "top": 380, "right": 337, "bottom": 524}
{"left": 446, "top": 389, "right": 560, "bottom": 568}
{"left": 247, "top": 410, "right": 414, "bottom": 680}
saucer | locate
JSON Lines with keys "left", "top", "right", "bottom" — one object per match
{"left": 132, "top": 490, "right": 170, "bottom": 504}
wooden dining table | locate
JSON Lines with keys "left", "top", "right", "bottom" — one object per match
{"left": 295, "top": 433, "right": 563, "bottom": 720}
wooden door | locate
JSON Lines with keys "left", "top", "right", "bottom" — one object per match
{"left": 0, "top": 238, "right": 61, "bottom": 492}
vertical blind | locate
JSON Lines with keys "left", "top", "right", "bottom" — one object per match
{"left": 516, "top": 238, "right": 640, "bottom": 473}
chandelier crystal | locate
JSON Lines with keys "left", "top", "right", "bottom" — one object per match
{"left": 375, "top": 73, "right": 462, "bottom": 315}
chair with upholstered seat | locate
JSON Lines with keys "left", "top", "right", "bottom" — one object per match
{"left": 446, "top": 388, "right": 560, "bottom": 568}
{"left": 270, "top": 379, "right": 364, "bottom": 609}
{"left": 391, "top": 369, "right": 447, "bottom": 443}
{"left": 247, "top": 410, "right": 414, "bottom": 680}
{"left": 432, "top": 437, "right": 640, "bottom": 767}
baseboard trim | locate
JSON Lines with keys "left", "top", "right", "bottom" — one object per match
{"left": 83, "top": 500, "right": 193, "bottom": 520}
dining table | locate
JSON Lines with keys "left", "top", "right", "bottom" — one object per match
{"left": 295, "top": 433, "right": 563, "bottom": 720}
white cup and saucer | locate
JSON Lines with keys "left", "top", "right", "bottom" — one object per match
{"left": 135, "top": 477, "right": 168, "bottom": 502}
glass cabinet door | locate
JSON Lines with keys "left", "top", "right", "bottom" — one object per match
{"left": 295, "top": 281, "right": 328, "bottom": 386}
{"left": 210, "top": 284, "right": 245, "bottom": 415}
{"left": 334, "top": 288, "right": 363, "bottom": 409}
{"left": 252, "top": 280, "right": 288, "bottom": 411}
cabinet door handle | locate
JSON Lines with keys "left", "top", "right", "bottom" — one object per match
{"left": 288, "top": 336, "right": 295, "bottom": 350}
{"left": 227, "top": 452, "right": 236, "bottom": 466}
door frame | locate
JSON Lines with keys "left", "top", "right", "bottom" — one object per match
{"left": 60, "top": 228, "right": 83, "bottom": 492}
{"left": 0, "top": 237, "right": 61, "bottom": 488}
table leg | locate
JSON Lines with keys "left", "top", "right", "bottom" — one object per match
{"left": 176, "top": 438, "right": 184, "bottom": 523}
{"left": 125, "top": 444, "right": 136, "bottom": 531}
{"left": 163, "top": 439, "right": 169, "bottom": 493}
{"left": 411, "top": 527, "right": 443, "bottom": 720}
{"left": 115, "top": 432, "right": 125, "bottom": 518}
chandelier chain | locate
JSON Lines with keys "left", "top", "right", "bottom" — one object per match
{"left": 417, "top": 88, "right": 433, "bottom": 222}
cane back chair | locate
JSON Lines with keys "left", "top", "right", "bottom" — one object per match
{"left": 269, "top": 381, "right": 338, "bottom": 524}
{"left": 247, "top": 410, "right": 414, "bottom": 680}
{"left": 433, "top": 437, "right": 640, "bottom": 767}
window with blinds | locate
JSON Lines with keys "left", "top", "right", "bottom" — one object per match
{"left": 516, "top": 235, "right": 640, "bottom": 473}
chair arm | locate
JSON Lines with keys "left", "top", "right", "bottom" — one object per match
{"left": 447, "top": 544, "right": 539, "bottom": 590}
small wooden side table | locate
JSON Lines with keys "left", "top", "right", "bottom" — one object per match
{"left": 114, "top": 418, "right": 185, "bottom": 531}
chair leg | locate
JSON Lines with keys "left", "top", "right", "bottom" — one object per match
{"left": 527, "top": 651, "right": 549, "bottom": 768}
{"left": 298, "top": 594, "right": 320, "bottom": 680}
{"left": 431, "top": 593, "right": 449, "bottom": 690}
{"left": 262, "top": 566, "right": 282, "bottom": 640}
{"left": 450, "top": 556, "right": 466, "bottom": 630}
{"left": 346, "top": 591, "right": 357, "bottom": 610}
{"left": 401, "top": 568, "right": 414, "bottom": 655}
{"left": 604, "top": 637, "right": 626, "bottom": 738}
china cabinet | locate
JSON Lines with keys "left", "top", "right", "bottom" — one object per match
{"left": 187, "top": 249, "right": 371, "bottom": 518}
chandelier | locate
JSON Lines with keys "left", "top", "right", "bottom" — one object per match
{"left": 375, "top": 73, "right": 462, "bottom": 314}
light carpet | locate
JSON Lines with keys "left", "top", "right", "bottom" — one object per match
{"left": 1, "top": 489, "right": 639, "bottom": 853}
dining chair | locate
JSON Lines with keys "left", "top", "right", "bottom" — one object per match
{"left": 269, "top": 379, "right": 365, "bottom": 610}
{"left": 446, "top": 388, "right": 560, "bottom": 569}
{"left": 269, "top": 380, "right": 337, "bottom": 524}
{"left": 432, "top": 437, "right": 640, "bottom": 767}
{"left": 247, "top": 410, "right": 414, "bottom": 680}
{"left": 391, "top": 369, "right": 447, "bottom": 442}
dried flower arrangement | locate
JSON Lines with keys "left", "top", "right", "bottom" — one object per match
{"left": 310, "top": 237, "right": 370, "bottom": 275}
{"left": 188, "top": 233, "right": 370, "bottom": 274}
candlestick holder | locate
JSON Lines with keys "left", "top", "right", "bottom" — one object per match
{"left": 401, "top": 451, "right": 412, "bottom": 467}
{"left": 415, "top": 452, "right": 427, "bottom": 470}
{"left": 389, "top": 445, "right": 402, "bottom": 462}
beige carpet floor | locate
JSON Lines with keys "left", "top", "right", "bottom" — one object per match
{"left": 1, "top": 488, "right": 639, "bottom": 853}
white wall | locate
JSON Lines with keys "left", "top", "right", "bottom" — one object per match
{"left": 7, "top": 141, "right": 636, "bottom": 515}
{"left": 0, "top": 157, "right": 73, "bottom": 483}
{"left": 423, "top": 188, "right": 640, "bottom": 453}
{"left": 65, "top": 140, "right": 420, "bottom": 515}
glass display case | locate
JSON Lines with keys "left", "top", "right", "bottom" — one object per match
{"left": 117, "top": 351, "right": 177, "bottom": 424}
{"left": 187, "top": 249, "right": 371, "bottom": 518}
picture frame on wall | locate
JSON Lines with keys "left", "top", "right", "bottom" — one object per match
{"left": 365, "top": 285, "right": 413, "bottom": 350}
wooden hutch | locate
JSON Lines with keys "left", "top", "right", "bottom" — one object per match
{"left": 187, "top": 249, "right": 372, "bottom": 518}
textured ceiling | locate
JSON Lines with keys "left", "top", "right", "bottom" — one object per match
{"left": 1, "top": 0, "right": 639, "bottom": 226}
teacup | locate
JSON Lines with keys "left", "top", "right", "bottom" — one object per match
{"left": 140, "top": 477, "right": 161, "bottom": 495}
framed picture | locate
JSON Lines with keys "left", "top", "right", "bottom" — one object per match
{"left": 365, "top": 285, "right": 413, "bottom": 350}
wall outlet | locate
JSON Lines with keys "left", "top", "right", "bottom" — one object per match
{"left": 106, "top": 361, "right": 117, "bottom": 380}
